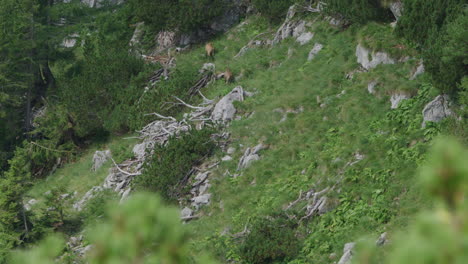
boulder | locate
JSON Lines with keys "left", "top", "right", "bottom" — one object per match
{"left": 376, "top": 232, "right": 389, "bottom": 246}
{"left": 24, "top": 199, "right": 38, "bottom": 211}
{"left": 211, "top": 86, "right": 248, "bottom": 122}
{"left": 338, "top": 242, "right": 355, "bottom": 264}
{"left": 199, "top": 63, "right": 216, "bottom": 74}
{"left": 61, "top": 33, "right": 80, "bottom": 48}
{"left": 390, "top": 93, "right": 410, "bottom": 109}
{"left": 367, "top": 81, "right": 378, "bottom": 94}
{"left": 296, "top": 32, "right": 314, "bottom": 45}
{"left": 356, "top": 44, "right": 395, "bottom": 70}
{"left": 132, "top": 141, "right": 148, "bottom": 161}
{"left": 92, "top": 150, "right": 111, "bottom": 171}
{"left": 181, "top": 207, "right": 193, "bottom": 219}
{"left": 389, "top": 0, "right": 403, "bottom": 20}
{"left": 73, "top": 186, "right": 103, "bottom": 211}
{"left": 422, "top": 95, "right": 452, "bottom": 128}
{"left": 410, "top": 61, "right": 425, "bottom": 80}
{"left": 191, "top": 193, "right": 211, "bottom": 209}
{"left": 308, "top": 43, "right": 323, "bottom": 61}
{"left": 129, "top": 22, "right": 145, "bottom": 54}
{"left": 237, "top": 143, "right": 266, "bottom": 170}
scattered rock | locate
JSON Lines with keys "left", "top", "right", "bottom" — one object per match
{"left": 410, "top": 61, "right": 425, "bottom": 80}
{"left": 132, "top": 142, "right": 148, "bottom": 161}
{"left": 326, "top": 15, "right": 349, "bottom": 28}
{"left": 129, "top": 22, "right": 145, "bottom": 54}
{"left": 389, "top": 0, "right": 403, "bottom": 21}
{"left": 356, "top": 44, "right": 395, "bottom": 70}
{"left": 211, "top": 86, "right": 249, "bottom": 122}
{"left": 73, "top": 186, "right": 103, "bottom": 211}
{"left": 227, "top": 147, "right": 236, "bottom": 155}
{"left": 181, "top": 207, "right": 193, "bottom": 219}
{"left": 199, "top": 63, "right": 216, "bottom": 73}
{"left": 422, "top": 95, "right": 453, "bottom": 128}
{"left": 296, "top": 32, "right": 314, "bottom": 45}
{"left": 376, "top": 232, "right": 389, "bottom": 246}
{"left": 273, "top": 5, "right": 308, "bottom": 44}
{"left": 92, "top": 150, "right": 111, "bottom": 171}
{"left": 390, "top": 93, "right": 410, "bottom": 109}
{"left": 222, "top": 155, "right": 233, "bottom": 162}
{"left": 368, "top": 81, "right": 378, "bottom": 94}
{"left": 191, "top": 193, "right": 211, "bottom": 209}
{"left": 338, "top": 242, "right": 356, "bottom": 264}
{"left": 24, "top": 199, "right": 38, "bottom": 211}
{"left": 61, "top": 33, "right": 79, "bottom": 48}
{"left": 237, "top": 143, "right": 266, "bottom": 170}
{"left": 308, "top": 43, "right": 323, "bottom": 61}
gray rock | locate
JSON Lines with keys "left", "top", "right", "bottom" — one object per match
{"left": 296, "top": 32, "right": 314, "bottom": 45}
{"left": 368, "top": 81, "right": 378, "bottom": 94}
{"left": 199, "top": 63, "right": 216, "bottom": 73}
{"left": 272, "top": 5, "right": 309, "bottom": 44}
{"left": 61, "top": 33, "right": 79, "bottom": 48}
{"left": 222, "top": 155, "right": 233, "bottom": 162}
{"left": 132, "top": 142, "right": 148, "bottom": 161}
{"left": 410, "top": 61, "right": 425, "bottom": 80}
{"left": 73, "top": 186, "right": 103, "bottom": 211}
{"left": 390, "top": 93, "right": 409, "bottom": 109}
{"left": 308, "top": 43, "right": 323, "bottom": 61}
{"left": 237, "top": 144, "right": 266, "bottom": 170}
{"left": 24, "top": 199, "right": 38, "bottom": 211}
{"left": 92, "top": 150, "right": 111, "bottom": 171}
{"left": 356, "top": 44, "right": 395, "bottom": 70}
{"left": 211, "top": 86, "right": 247, "bottom": 122}
{"left": 191, "top": 193, "right": 211, "bottom": 209}
{"left": 376, "top": 232, "right": 389, "bottom": 246}
{"left": 181, "top": 207, "right": 193, "bottom": 219}
{"left": 193, "top": 171, "right": 210, "bottom": 186}
{"left": 227, "top": 147, "right": 236, "bottom": 155}
{"left": 129, "top": 22, "right": 144, "bottom": 54}
{"left": 390, "top": 1, "right": 403, "bottom": 20}
{"left": 119, "top": 188, "right": 131, "bottom": 204}
{"left": 338, "top": 242, "right": 356, "bottom": 264}
{"left": 422, "top": 95, "right": 452, "bottom": 127}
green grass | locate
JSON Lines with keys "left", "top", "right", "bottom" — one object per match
{"left": 26, "top": 135, "right": 138, "bottom": 208}
{"left": 24, "top": 11, "right": 451, "bottom": 264}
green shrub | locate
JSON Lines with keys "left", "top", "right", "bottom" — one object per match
{"left": 322, "top": 0, "right": 392, "bottom": 23}
{"left": 237, "top": 213, "right": 301, "bottom": 264}
{"left": 397, "top": 1, "right": 467, "bottom": 94}
{"left": 133, "top": 128, "right": 216, "bottom": 202}
{"left": 128, "top": 0, "right": 226, "bottom": 33}
{"left": 252, "top": 0, "right": 297, "bottom": 22}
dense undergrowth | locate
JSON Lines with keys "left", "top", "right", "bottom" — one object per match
{"left": 0, "top": 0, "right": 466, "bottom": 263}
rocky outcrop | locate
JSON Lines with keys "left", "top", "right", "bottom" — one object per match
{"left": 211, "top": 86, "right": 248, "bottom": 122}
{"left": 376, "top": 232, "right": 389, "bottom": 246}
{"left": 367, "top": 81, "right": 378, "bottom": 94}
{"left": 389, "top": 0, "right": 403, "bottom": 20}
{"left": 92, "top": 150, "right": 111, "bottom": 171}
{"left": 422, "top": 95, "right": 453, "bottom": 127}
{"left": 308, "top": 43, "right": 323, "bottom": 61}
{"left": 356, "top": 44, "right": 395, "bottom": 70}
{"left": 73, "top": 186, "right": 103, "bottom": 211}
{"left": 296, "top": 32, "right": 314, "bottom": 45}
{"left": 390, "top": 93, "right": 410, "bottom": 109}
{"left": 237, "top": 143, "right": 266, "bottom": 170}
{"left": 272, "top": 5, "right": 309, "bottom": 45}
{"left": 61, "top": 33, "right": 80, "bottom": 48}
{"left": 338, "top": 242, "right": 356, "bottom": 264}
{"left": 79, "top": 0, "right": 125, "bottom": 8}
{"left": 410, "top": 61, "right": 425, "bottom": 80}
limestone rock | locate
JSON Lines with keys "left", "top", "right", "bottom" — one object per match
{"left": 222, "top": 155, "right": 233, "bottom": 162}
{"left": 422, "top": 95, "right": 452, "bottom": 127}
{"left": 237, "top": 143, "right": 266, "bottom": 170}
{"left": 211, "top": 86, "right": 247, "bottom": 122}
{"left": 390, "top": 93, "right": 410, "bottom": 109}
{"left": 338, "top": 242, "right": 355, "bottom": 264}
{"left": 296, "top": 32, "right": 314, "bottom": 45}
{"left": 92, "top": 150, "right": 111, "bottom": 171}
{"left": 73, "top": 186, "right": 103, "bottom": 211}
{"left": 191, "top": 193, "right": 211, "bottom": 209}
{"left": 199, "top": 63, "right": 216, "bottom": 74}
{"left": 181, "top": 207, "right": 193, "bottom": 219}
{"left": 410, "top": 61, "right": 425, "bottom": 80}
{"left": 376, "top": 232, "right": 389, "bottom": 246}
{"left": 308, "top": 43, "right": 323, "bottom": 61}
{"left": 368, "top": 81, "right": 378, "bottom": 94}
{"left": 356, "top": 44, "right": 395, "bottom": 70}
{"left": 129, "top": 22, "right": 144, "bottom": 54}
{"left": 61, "top": 33, "right": 79, "bottom": 48}
{"left": 390, "top": 0, "right": 403, "bottom": 20}
{"left": 24, "top": 199, "right": 38, "bottom": 211}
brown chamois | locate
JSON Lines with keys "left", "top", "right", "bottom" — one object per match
{"left": 205, "top": 42, "right": 215, "bottom": 57}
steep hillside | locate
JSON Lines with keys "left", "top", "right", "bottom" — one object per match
{"left": 0, "top": 1, "right": 466, "bottom": 263}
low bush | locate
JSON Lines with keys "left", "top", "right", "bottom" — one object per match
{"left": 133, "top": 128, "right": 216, "bottom": 202}
{"left": 237, "top": 213, "right": 301, "bottom": 264}
{"left": 252, "top": 0, "right": 297, "bottom": 22}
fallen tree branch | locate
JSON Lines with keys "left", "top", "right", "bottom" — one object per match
{"left": 110, "top": 158, "right": 141, "bottom": 176}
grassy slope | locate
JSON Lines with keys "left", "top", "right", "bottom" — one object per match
{"left": 26, "top": 11, "right": 451, "bottom": 263}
